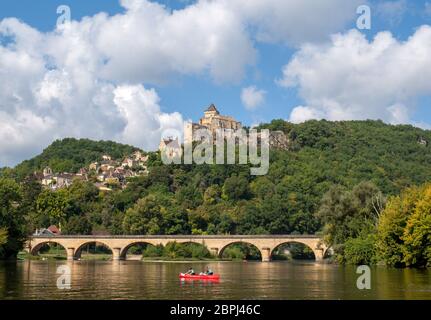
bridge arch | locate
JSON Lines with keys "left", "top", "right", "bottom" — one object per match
{"left": 74, "top": 241, "right": 114, "bottom": 260}
{"left": 218, "top": 241, "right": 262, "bottom": 261}
{"left": 30, "top": 240, "right": 67, "bottom": 256}
{"left": 119, "top": 241, "right": 159, "bottom": 260}
{"left": 271, "top": 239, "right": 327, "bottom": 262}
{"left": 271, "top": 241, "right": 316, "bottom": 260}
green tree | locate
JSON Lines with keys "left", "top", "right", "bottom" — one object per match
{"left": 203, "top": 185, "right": 221, "bottom": 205}
{"left": 317, "top": 182, "right": 383, "bottom": 263}
{"left": 0, "top": 178, "right": 26, "bottom": 259}
{"left": 63, "top": 215, "right": 92, "bottom": 235}
{"left": 0, "top": 228, "right": 8, "bottom": 247}
{"left": 376, "top": 183, "right": 431, "bottom": 267}
{"left": 343, "top": 234, "right": 377, "bottom": 265}
{"left": 122, "top": 195, "right": 164, "bottom": 234}
{"left": 35, "top": 189, "right": 69, "bottom": 228}
{"left": 401, "top": 185, "right": 431, "bottom": 267}
{"left": 222, "top": 174, "right": 250, "bottom": 201}
{"left": 376, "top": 186, "right": 421, "bottom": 267}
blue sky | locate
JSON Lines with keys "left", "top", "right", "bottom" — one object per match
{"left": 0, "top": 0, "right": 431, "bottom": 166}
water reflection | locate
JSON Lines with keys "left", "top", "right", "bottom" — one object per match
{"left": 0, "top": 260, "right": 429, "bottom": 300}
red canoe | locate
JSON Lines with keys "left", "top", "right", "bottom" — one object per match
{"left": 179, "top": 273, "right": 220, "bottom": 280}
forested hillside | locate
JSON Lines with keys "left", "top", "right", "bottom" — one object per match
{"left": 259, "top": 119, "right": 431, "bottom": 195}
{"left": 1, "top": 138, "right": 139, "bottom": 180}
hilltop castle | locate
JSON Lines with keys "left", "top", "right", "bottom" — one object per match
{"left": 184, "top": 104, "right": 242, "bottom": 143}
{"left": 198, "top": 104, "right": 242, "bottom": 134}
{"left": 160, "top": 103, "right": 289, "bottom": 152}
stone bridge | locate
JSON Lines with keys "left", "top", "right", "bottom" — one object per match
{"left": 27, "top": 235, "right": 328, "bottom": 262}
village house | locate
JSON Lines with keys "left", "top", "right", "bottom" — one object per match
{"left": 54, "top": 173, "right": 75, "bottom": 189}
{"left": 76, "top": 167, "right": 88, "bottom": 176}
{"left": 34, "top": 225, "right": 61, "bottom": 236}
{"left": 132, "top": 150, "right": 149, "bottom": 163}
{"left": 159, "top": 136, "right": 182, "bottom": 159}
{"left": 121, "top": 157, "right": 136, "bottom": 168}
{"left": 43, "top": 166, "right": 52, "bottom": 176}
{"left": 89, "top": 162, "right": 99, "bottom": 171}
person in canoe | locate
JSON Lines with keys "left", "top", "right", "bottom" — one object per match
{"left": 200, "top": 266, "right": 213, "bottom": 276}
{"left": 185, "top": 267, "right": 195, "bottom": 275}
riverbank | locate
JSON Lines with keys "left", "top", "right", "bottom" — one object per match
{"left": 17, "top": 252, "right": 112, "bottom": 261}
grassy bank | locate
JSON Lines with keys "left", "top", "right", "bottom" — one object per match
{"left": 17, "top": 251, "right": 112, "bottom": 261}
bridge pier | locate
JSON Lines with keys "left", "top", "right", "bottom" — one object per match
{"left": 261, "top": 247, "right": 271, "bottom": 262}
{"left": 112, "top": 247, "right": 122, "bottom": 261}
{"left": 210, "top": 247, "right": 219, "bottom": 257}
{"left": 66, "top": 248, "right": 75, "bottom": 261}
{"left": 314, "top": 249, "right": 324, "bottom": 262}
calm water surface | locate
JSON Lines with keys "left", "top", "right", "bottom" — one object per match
{"left": 0, "top": 260, "right": 430, "bottom": 300}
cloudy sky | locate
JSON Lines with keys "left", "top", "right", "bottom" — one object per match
{"left": 1, "top": 0, "right": 431, "bottom": 166}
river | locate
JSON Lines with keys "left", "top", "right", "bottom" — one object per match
{"left": 0, "top": 260, "right": 430, "bottom": 299}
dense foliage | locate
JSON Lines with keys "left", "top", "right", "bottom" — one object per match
{"left": 0, "top": 228, "right": 8, "bottom": 247}
{"left": 318, "top": 181, "right": 431, "bottom": 267}
{"left": 316, "top": 181, "right": 384, "bottom": 263}
{"left": 142, "top": 242, "right": 212, "bottom": 260}
{"left": 1, "top": 119, "right": 431, "bottom": 265}
{"left": 377, "top": 183, "right": 431, "bottom": 267}
{"left": 0, "top": 178, "right": 27, "bottom": 258}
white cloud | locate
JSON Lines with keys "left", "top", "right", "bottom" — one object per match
{"left": 113, "top": 84, "right": 184, "bottom": 149}
{"left": 228, "top": 0, "right": 362, "bottom": 45}
{"left": 95, "top": 0, "right": 256, "bottom": 84}
{"left": 92, "top": 0, "right": 361, "bottom": 82}
{"left": 289, "top": 106, "right": 325, "bottom": 123}
{"left": 0, "top": 0, "right": 361, "bottom": 166}
{"left": 278, "top": 27, "right": 431, "bottom": 125}
{"left": 241, "top": 86, "right": 266, "bottom": 110}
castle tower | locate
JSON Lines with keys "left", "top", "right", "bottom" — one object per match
{"left": 202, "top": 103, "right": 220, "bottom": 119}
{"left": 199, "top": 104, "right": 242, "bottom": 135}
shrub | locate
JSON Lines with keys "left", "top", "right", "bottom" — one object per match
{"left": 343, "top": 235, "right": 377, "bottom": 265}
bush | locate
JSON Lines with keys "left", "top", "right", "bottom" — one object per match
{"left": 343, "top": 235, "right": 376, "bottom": 265}
{"left": 221, "top": 243, "right": 261, "bottom": 260}
{"left": 222, "top": 246, "right": 245, "bottom": 260}
{"left": 142, "top": 242, "right": 211, "bottom": 260}
{"left": 142, "top": 244, "right": 164, "bottom": 257}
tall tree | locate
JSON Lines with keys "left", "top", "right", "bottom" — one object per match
{"left": 378, "top": 183, "right": 431, "bottom": 267}
{"left": 35, "top": 189, "right": 69, "bottom": 228}
{"left": 122, "top": 195, "right": 164, "bottom": 235}
{"left": 317, "top": 182, "right": 384, "bottom": 263}
{"left": 0, "top": 178, "right": 26, "bottom": 259}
